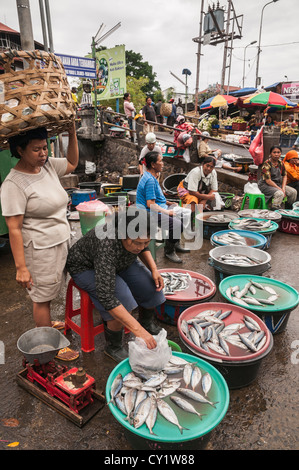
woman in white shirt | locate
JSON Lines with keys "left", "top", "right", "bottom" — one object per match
{"left": 1, "top": 125, "right": 78, "bottom": 332}
{"left": 177, "top": 156, "right": 219, "bottom": 212}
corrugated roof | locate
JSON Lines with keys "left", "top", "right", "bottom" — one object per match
{"left": 0, "top": 22, "right": 19, "bottom": 34}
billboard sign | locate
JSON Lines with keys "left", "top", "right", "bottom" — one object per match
{"left": 56, "top": 53, "right": 97, "bottom": 79}
{"left": 281, "top": 82, "right": 299, "bottom": 103}
{"left": 92, "top": 45, "right": 126, "bottom": 101}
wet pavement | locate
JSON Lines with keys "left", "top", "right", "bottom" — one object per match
{"left": 0, "top": 216, "right": 299, "bottom": 452}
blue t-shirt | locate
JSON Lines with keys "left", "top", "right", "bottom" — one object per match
{"left": 136, "top": 171, "right": 168, "bottom": 211}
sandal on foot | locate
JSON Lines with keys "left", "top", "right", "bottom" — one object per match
{"left": 51, "top": 320, "right": 65, "bottom": 330}
{"left": 56, "top": 347, "right": 79, "bottom": 361}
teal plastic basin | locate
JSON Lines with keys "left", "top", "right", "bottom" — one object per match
{"left": 229, "top": 217, "right": 279, "bottom": 234}
{"left": 105, "top": 353, "right": 229, "bottom": 448}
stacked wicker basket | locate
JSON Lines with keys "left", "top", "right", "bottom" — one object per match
{"left": 0, "top": 49, "right": 76, "bottom": 148}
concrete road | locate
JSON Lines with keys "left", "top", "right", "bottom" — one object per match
{"left": 0, "top": 219, "right": 299, "bottom": 452}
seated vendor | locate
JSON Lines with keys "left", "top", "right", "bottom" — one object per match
{"left": 283, "top": 150, "right": 299, "bottom": 201}
{"left": 198, "top": 131, "right": 222, "bottom": 160}
{"left": 257, "top": 146, "right": 297, "bottom": 209}
{"left": 177, "top": 156, "right": 221, "bottom": 212}
{"left": 66, "top": 209, "right": 166, "bottom": 363}
{"left": 136, "top": 151, "right": 190, "bottom": 264}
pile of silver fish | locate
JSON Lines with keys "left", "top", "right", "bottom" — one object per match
{"left": 226, "top": 279, "right": 279, "bottom": 308}
{"left": 239, "top": 209, "right": 279, "bottom": 220}
{"left": 109, "top": 356, "right": 217, "bottom": 435}
{"left": 213, "top": 231, "right": 248, "bottom": 246}
{"left": 216, "top": 253, "right": 262, "bottom": 267}
{"left": 161, "top": 271, "right": 191, "bottom": 295}
{"left": 181, "top": 307, "right": 266, "bottom": 356}
{"left": 205, "top": 214, "right": 233, "bottom": 223}
{"left": 277, "top": 209, "right": 299, "bottom": 218}
{"left": 231, "top": 218, "right": 272, "bottom": 231}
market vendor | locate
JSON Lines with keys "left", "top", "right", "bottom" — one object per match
{"left": 198, "top": 131, "right": 240, "bottom": 172}
{"left": 257, "top": 146, "right": 297, "bottom": 209}
{"left": 66, "top": 209, "right": 165, "bottom": 363}
{"left": 198, "top": 131, "right": 222, "bottom": 160}
{"left": 177, "top": 156, "right": 222, "bottom": 212}
{"left": 283, "top": 150, "right": 299, "bottom": 201}
{"left": 138, "top": 132, "right": 162, "bottom": 175}
{"left": 136, "top": 151, "right": 190, "bottom": 264}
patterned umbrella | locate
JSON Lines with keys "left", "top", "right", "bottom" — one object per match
{"left": 243, "top": 91, "right": 297, "bottom": 108}
{"left": 200, "top": 94, "right": 238, "bottom": 110}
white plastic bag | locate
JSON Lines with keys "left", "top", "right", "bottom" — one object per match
{"left": 128, "top": 328, "right": 172, "bottom": 378}
{"left": 244, "top": 182, "right": 262, "bottom": 195}
{"left": 172, "top": 205, "right": 192, "bottom": 229}
{"left": 85, "top": 161, "right": 96, "bottom": 174}
{"left": 213, "top": 192, "right": 225, "bottom": 211}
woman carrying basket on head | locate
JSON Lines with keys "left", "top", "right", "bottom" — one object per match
{"left": 0, "top": 124, "right": 79, "bottom": 359}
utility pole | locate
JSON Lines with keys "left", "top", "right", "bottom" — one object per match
{"left": 220, "top": 0, "right": 232, "bottom": 94}
{"left": 16, "top": 0, "right": 34, "bottom": 50}
{"left": 194, "top": 0, "right": 205, "bottom": 116}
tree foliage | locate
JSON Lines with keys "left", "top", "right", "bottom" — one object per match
{"left": 125, "top": 50, "right": 160, "bottom": 96}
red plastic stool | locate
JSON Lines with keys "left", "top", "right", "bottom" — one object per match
{"left": 64, "top": 278, "right": 130, "bottom": 353}
{"left": 64, "top": 278, "right": 104, "bottom": 352}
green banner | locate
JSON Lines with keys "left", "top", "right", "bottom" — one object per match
{"left": 93, "top": 45, "right": 126, "bottom": 102}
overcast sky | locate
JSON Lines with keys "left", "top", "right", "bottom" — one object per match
{"left": 1, "top": 0, "right": 299, "bottom": 95}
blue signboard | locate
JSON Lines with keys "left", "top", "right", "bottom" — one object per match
{"left": 56, "top": 53, "right": 97, "bottom": 79}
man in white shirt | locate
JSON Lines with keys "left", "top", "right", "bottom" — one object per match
{"left": 138, "top": 133, "right": 162, "bottom": 175}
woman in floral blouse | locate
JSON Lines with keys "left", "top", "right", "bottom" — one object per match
{"left": 258, "top": 146, "right": 297, "bottom": 209}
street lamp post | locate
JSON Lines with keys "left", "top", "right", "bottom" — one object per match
{"left": 242, "top": 41, "right": 257, "bottom": 88}
{"left": 255, "top": 0, "right": 279, "bottom": 88}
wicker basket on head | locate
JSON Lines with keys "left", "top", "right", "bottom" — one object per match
{"left": 161, "top": 102, "right": 172, "bottom": 117}
{"left": 0, "top": 49, "right": 76, "bottom": 148}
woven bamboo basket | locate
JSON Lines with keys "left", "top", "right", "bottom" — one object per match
{"left": 161, "top": 102, "right": 172, "bottom": 117}
{"left": 0, "top": 49, "right": 76, "bottom": 148}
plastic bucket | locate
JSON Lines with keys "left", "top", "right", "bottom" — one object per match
{"left": 277, "top": 210, "right": 299, "bottom": 235}
{"left": 168, "top": 340, "right": 182, "bottom": 352}
{"left": 219, "top": 274, "right": 299, "bottom": 335}
{"left": 177, "top": 302, "right": 274, "bottom": 389}
{"left": 208, "top": 257, "right": 271, "bottom": 285}
{"left": 76, "top": 200, "right": 109, "bottom": 235}
{"left": 71, "top": 189, "right": 96, "bottom": 206}
{"left": 219, "top": 193, "right": 235, "bottom": 209}
{"left": 106, "top": 353, "right": 229, "bottom": 450}
{"left": 102, "top": 184, "right": 122, "bottom": 195}
{"left": 78, "top": 181, "right": 102, "bottom": 196}
{"left": 210, "top": 229, "right": 268, "bottom": 249}
{"left": 97, "top": 196, "right": 127, "bottom": 213}
{"left": 155, "top": 269, "right": 216, "bottom": 325}
{"left": 162, "top": 173, "right": 186, "bottom": 196}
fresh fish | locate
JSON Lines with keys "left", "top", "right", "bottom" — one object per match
{"left": 267, "top": 294, "right": 279, "bottom": 302}
{"left": 163, "top": 366, "right": 184, "bottom": 375}
{"left": 243, "top": 296, "right": 263, "bottom": 306}
{"left": 109, "top": 373, "right": 123, "bottom": 405}
{"left": 203, "top": 325, "right": 213, "bottom": 343}
{"left": 180, "top": 319, "right": 189, "bottom": 336}
{"left": 238, "top": 333, "right": 258, "bottom": 352}
{"left": 189, "top": 326, "right": 201, "bottom": 347}
{"left": 255, "top": 298, "right": 275, "bottom": 305}
{"left": 224, "top": 335, "right": 249, "bottom": 350}
{"left": 157, "top": 399, "right": 189, "bottom": 434}
{"left": 133, "top": 396, "right": 152, "bottom": 429}
{"left": 193, "top": 321, "right": 204, "bottom": 338}
{"left": 264, "top": 285, "right": 278, "bottom": 296}
{"left": 183, "top": 363, "right": 193, "bottom": 387}
{"left": 177, "top": 388, "right": 218, "bottom": 408}
{"left": 143, "top": 372, "right": 167, "bottom": 388}
{"left": 124, "top": 387, "right": 138, "bottom": 421}
{"left": 135, "top": 390, "right": 148, "bottom": 409}
{"left": 145, "top": 396, "right": 158, "bottom": 435}
{"left": 115, "top": 394, "right": 127, "bottom": 415}
{"left": 123, "top": 372, "right": 138, "bottom": 382}
{"left": 168, "top": 355, "right": 189, "bottom": 366}
{"left": 220, "top": 322, "right": 243, "bottom": 335}
{"left": 122, "top": 379, "right": 145, "bottom": 389}
{"left": 157, "top": 382, "right": 181, "bottom": 398}
{"left": 218, "top": 310, "right": 232, "bottom": 321}
{"left": 244, "top": 315, "right": 261, "bottom": 331}
{"left": 170, "top": 396, "right": 205, "bottom": 419}
{"left": 218, "top": 336, "right": 230, "bottom": 355}
{"left": 231, "top": 296, "right": 249, "bottom": 307}
{"left": 206, "top": 341, "right": 228, "bottom": 355}
{"left": 201, "top": 372, "right": 212, "bottom": 397}
{"left": 250, "top": 280, "right": 265, "bottom": 290}
{"left": 190, "top": 366, "right": 202, "bottom": 390}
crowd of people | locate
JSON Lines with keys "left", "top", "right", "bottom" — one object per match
{"left": 1, "top": 90, "right": 299, "bottom": 364}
